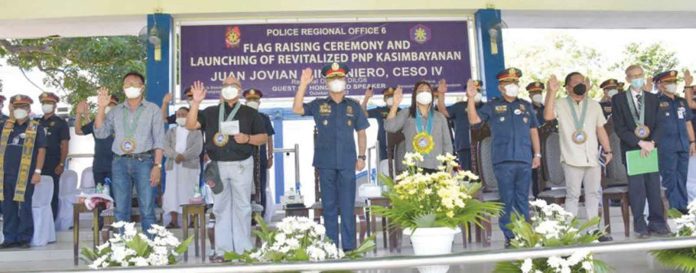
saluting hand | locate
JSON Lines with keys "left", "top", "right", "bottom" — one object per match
{"left": 97, "top": 87, "right": 110, "bottom": 109}
{"left": 191, "top": 81, "right": 206, "bottom": 104}
{"left": 300, "top": 68, "right": 314, "bottom": 86}
{"left": 364, "top": 87, "right": 373, "bottom": 100}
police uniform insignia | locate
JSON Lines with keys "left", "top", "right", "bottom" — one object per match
{"left": 603, "top": 106, "right": 612, "bottom": 113}
{"left": 320, "top": 103, "right": 331, "bottom": 115}
{"left": 332, "top": 62, "right": 340, "bottom": 71}
{"left": 499, "top": 117, "right": 505, "bottom": 122}
{"left": 347, "top": 120, "right": 352, "bottom": 126}
{"left": 514, "top": 109, "right": 522, "bottom": 115}
{"left": 523, "top": 116, "right": 528, "bottom": 124}
{"left": 50, "top": 121, "right": 55, "bottom": 127}
{"left": 495, "top": 105, "right": 507, "bottom": 113}
{"left": 660, "top": 102, "right": 669, "bottom": 108}
{"left": 346, "top": 105, "right": 354, "bottom": 116}
{"left": 323, "top": 120, "right": 328, "bottom": 126}
{"left": 519, "top": 104, "right": 526, "bottom": 112}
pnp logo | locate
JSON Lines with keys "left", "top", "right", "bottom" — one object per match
{"left": 225, "top": 26, "right": 241, "bottom": 48}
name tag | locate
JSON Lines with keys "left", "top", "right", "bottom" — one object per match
{"left": 220, "top": 120, "right": 240, "bottom": 135}
{"left": 678, "top": 107, "right": 686, "bottom": 119}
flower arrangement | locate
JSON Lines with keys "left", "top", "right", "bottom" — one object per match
{"left": 494, "top": 200, "right": 611, "bottom": 273}
{"left": 81, "top": 222, "right": 192, "bottom": 269}
{"left": 372, "top": 152, "right": 501, "bottom": 230}
{"left": 651, "top": 201, "right": 696, "bottom": 273}
{"left": 225, "top": 214, "right": 374, "bottom": 263}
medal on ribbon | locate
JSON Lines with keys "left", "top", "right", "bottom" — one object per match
{"left": 565, "top": 96, "right": 589, "bottom": 144}
{"left": 412, "top": 108, "right": 434, "bottom": 155}
{"left": 120, "top": 138, "right": 137, "bottom": 153}
{"left": 625, "top": 92, "right": 649, "bottom": 139}
{"left": 215, "top": 102, "right": 242, "bottom": 147}
{"left": 121, "top": 106, "right": 144, "bottom": 154}
{"left": 213, "top": 132, "right": 229, "bottom": 147}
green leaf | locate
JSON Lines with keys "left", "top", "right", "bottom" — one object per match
{"left": 174, "top": 236, "right": 194, "bottom": 255}
{"left": 344, "top": 235, "right": 376, "bottom": 259}
{"left": 125, "top": 235, "right": 150, "bottom": 257}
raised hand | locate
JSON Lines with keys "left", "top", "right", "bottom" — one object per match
{"left": 547, "top": 75, "right": 560, "bottom": 94}
{"left": 392, "top": 86, "right": 403, "bottom": 106}
{"left": 466, "top": 79, "right": 477, "bottom": 98}
{"left": 437, "top": 79, "right": 448, "bottom": 94}
{"left": 162, "top": 93, "right": 173, "bottom": 105}
{"left": 644, "top": 77, "right": 654, "bottom": 92}
{"left": 364, "top": 87, "right": 374, "bottom": 100}
{"left": 97, "top": 87, "right": 110, "bottom": 109}
{"left": 685, "top": 70, "right": 693, "bottom": 87}
{"left": 190, "top": 81, "right": 206, "bottom": 103}
{"left": 76, "top": 101, "right": 88, "bottom": 115}
{"left": 300, "top": 68, "right": 314, "bottom": 86}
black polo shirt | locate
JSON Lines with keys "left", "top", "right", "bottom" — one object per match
{"left": 198, "top": 102, "right": 266, "bottom": 161}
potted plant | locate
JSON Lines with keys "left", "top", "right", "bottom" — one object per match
{"left": 652, "top": 201, "right": 696, "bottom": 273}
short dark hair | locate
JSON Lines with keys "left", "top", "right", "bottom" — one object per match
{"left": 122, "top": 71, "right": 145, "bottom": 84}
{"left": 178, "top": 106, "right": 190, "bottom": 112}
{"left": 564, "top": 72, "right": 583, "bottom": 87}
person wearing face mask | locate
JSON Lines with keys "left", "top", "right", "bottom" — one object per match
{"left": 94, "top": 71, "right": 166, "bottom": 236}
{"left": 653, "top": 70, "right": 696, "bottom": 214}
{"left": 600, "top": 79, "right": 620, "bottom": 118}
{"left": 611, "top": 64, "right": 668, "bottom": 238}
{"left": 0, "top": 95, "right": 47, "bottom": 249}
{"left": 75, "top": 96, "right": 119, "bottom": 195}
{"left": 242, "top": 88, "right": 275, "bottom": 219}
{"left": 162, "top": 107, "right": 203, "bottom": 229}
{"left": 543, "top": 72, "right": 614, "bottom": 242}
{"left": 361, "top": 86, "right": 399, "bottom": 163}
{"left": 385, "top": 81, "right": 452, "bottom": 172}
{"left": 292, "top": 63, "right": 368, "bottom": 252}
{"left": 526, "top": 82, "right": 546, "bottom": 126}
{"left": 162, "top": 88, "right": 195, "bottom": 125}
{"left": 467, "top": 67, "right": 542, "bottom": 247}
{"left": 186, "top": 73, "right": 267, "bottom": 260}
{"left": 437, "top": 79, "right": 483, "bottom": 171}
{"left": 36, "top": 92, "right": 70, "bottom": 219}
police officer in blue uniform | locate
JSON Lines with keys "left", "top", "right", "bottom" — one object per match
{"left": 654, "top": 70, "right": 696, "bottom": 213}
{"left": 437, "top": 80, "right": 484, "bottom": 170}
{"left": 600, "top": 79, "right": 620, "bottom": 118}
{"left": 361, "top": 86, "right": 398, "bottom": 162}
{"left": 1, "top": 95, "right": 47, "bottom": 248}
{"left": 526, "top": 82, "right": 546, "bottom": 126}
{"left": 36, "top": 92, "right": 70, "bottom": 219}
{"left": 466, "top": 68, "right": 542, "bottom": 246}
{"left": 243, "top": 88, "right": 275, "bottom": 216}
{"left": 292, "top": 63, "right": 369, "bottom": 251}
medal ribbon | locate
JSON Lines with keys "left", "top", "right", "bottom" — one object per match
{"left": 217, "top": 102, "right": 242, "bottom": 134}
{"left": 122, "top": 106, "right": 144, "bottom": 139}
{"left": 565, "top": 96, "right": 589, "bottom": 132}
{"left": 625, "top": 91, "right": 646, "bottom": 126}
{"left": 415, "top": 108, "right": 433, "bottom": 135}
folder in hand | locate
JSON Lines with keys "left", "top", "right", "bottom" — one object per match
{"left": 625, "top": 148, "right": 659, "bottom": 176}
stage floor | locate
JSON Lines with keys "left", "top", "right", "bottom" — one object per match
{"left": 0, "top": 206, "right": 682, "bottom": 273}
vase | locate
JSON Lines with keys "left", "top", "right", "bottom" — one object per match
{"left": 405, "top": 227, "right": 460, "bottom": 273}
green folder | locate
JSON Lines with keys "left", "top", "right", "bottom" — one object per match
{"left": 625, "top": 148, "right": 659, "bottom": 176}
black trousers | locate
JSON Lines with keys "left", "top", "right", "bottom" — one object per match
{"left": 627, "top": 172, "right": 667, "bottom": 233}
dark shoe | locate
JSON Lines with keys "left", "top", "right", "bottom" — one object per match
{"left": 649, "top": 228, "right": 672, "bottom": 237}
{"left": 598, "top": 235, "right": 613, "bottom": 242}
{"left": 17, "top": 242, "right": 30, "bottom": 249}
{"left": 636, "top": 231, "right": 651, "bottom": 239}
{"left": 209, "top": 255, "right": 226, "bottom": 263}
{"left": 504, "top": 239, "right": 512, "bottom": 249}
{"left": 0, "top": 242, "right": 19, "bottom": 249}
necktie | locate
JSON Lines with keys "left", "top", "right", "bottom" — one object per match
{"left": 635, "top": 94, "right": 642, "bottom": 116}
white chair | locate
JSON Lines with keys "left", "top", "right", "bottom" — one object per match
{"left": 55, "top": 170, "right": 79, "bottom": 231}
{"left": 32, "top": 175, "right": 56, "bottom": 246}
{"left": 79, "top": 167, "right": 95, "bottom": 193}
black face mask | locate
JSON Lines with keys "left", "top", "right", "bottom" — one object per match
{"left": 573, "top": 83, "right": 587, "bottom": 96}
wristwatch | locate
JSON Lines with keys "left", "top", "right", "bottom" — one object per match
{"left": 358, "top": 155, "right": 367, "bottom": 160}
{"left": 154, "top": 163, "right": 163, "bottom": 169}
{"left": 34, "top": 169, "right": 42, "bottom": 174}
{"left": 534, "top": 153, "right": 542, "bottom": 158}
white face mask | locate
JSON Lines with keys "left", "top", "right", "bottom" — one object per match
{"left": 105, "top": 106, "right": 113, "bottom": 114}
{"left": 474, "top": 93, "right": 483, "bottom": 103}
{"left": 124, "top": 87, "right": 142, "bottom": 99}
{"left": 221, "top": 86, "right": 239, "bottom": 100}
{"left": 665, "top": 83, "right": 678, "bottom": 94}
{"left": 504, "top": 84, "right": 519, "bottom": 97}
{"left": 416, "top": 91, "right": 433, "bottom": 105}
{"left": 385, "top": 97, "right": 394, "bottom": 107}
{"left": 246, "top": 101, "right": 260, "bottom": 110}
{"left": 328, "top": 79, "right": 346, "bottom": 93}
{"left": 176, "top": 117, "right": 187, "bottom": 127}
{"left": 607, "top": 89, "right": 619, "bottom": 98}
{"left": 13, "top": 109, "right": 28, "bottom": 120}
{"left": 531, "top": 94, "right": 543, "bottom": 104}
{"left": 41, "top": 104, "right": 54, "bottom": 114}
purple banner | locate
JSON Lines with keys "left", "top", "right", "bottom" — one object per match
{"left": 180, "top": 21, "right": 471, "bottom": 99}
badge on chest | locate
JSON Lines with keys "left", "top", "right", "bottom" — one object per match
{"left": 320, "top": 103, "right": 331, "bottom": 116}
{"left": 495, "top": 105, "right": 507, "bottom": 113}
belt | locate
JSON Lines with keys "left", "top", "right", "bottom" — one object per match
{"left": 117, "top": 151, "right": 153, "bottom": 160}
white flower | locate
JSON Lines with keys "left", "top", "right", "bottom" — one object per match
{"left": 130, "top": 257, "right": 149, "bottom": 267}
{"left": 582, "top": 261, "right": 594, "bottom": 271}
{"left": 521, "top": 258, "right": 533, "bottom": 273}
